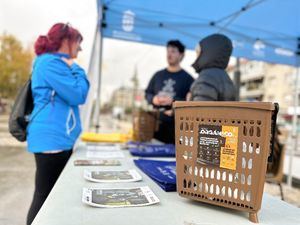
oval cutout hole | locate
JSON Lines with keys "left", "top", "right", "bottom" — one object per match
{"left": 190, "top": 137, "right": 194, "bottom": 147}
{"left": 257, "top": 127, "right": 261, "bottom": 137}
{"left": 248, "top": 159, "right": 253, "bottom": 170}
{"left": 243, "top": 126, "right": 247, "bottom": 136}
{"left": 221, "top": 186, "right": 226, "bottom": 197}
{"left": 246, "top": 191, "right": 251, "bottom": 202}
{"left": 216, "top": 185, "right": 220, "bottom": 195}
{"left": 241, "top": 174, "right": 246, "bottom": 185}
{"left": 194, "top": 166, "right": 198, "bottom": 176}
{"left": 210, "top": 169, "right": 215, "bottom": 179}
{"left": 180, "top": 122, "right": 184, "bottom": 130}
{"left": 200, "top": 167, "right": 204, "bottom": 178}
{"left": 234, "top": 188, "right": 238, "bottom": 199}
{"left": 216, "top": 170, "right": 221, "bottom": 180}
{"left": 240, "top": 190, "right": 245, "bottom": 201}
{"left": 228, "top": 173, "right": 233, "bottom": 182}
{"left": 234, "top": 173, "right": 239, "bottom": 183}
{"left": 243, "top": 142, "right": 247, "bottom": 152}
{"left": 249, "top": 126, "right": 254, "bottom": 136}
{"left": 210, "top": 184, "right": 214, "bottom": 194}
{"left": 205, "top": 183, "right": 209, "bottom": 193}
{"left": 247, "top": 175, "right": 252, "bottom": 185}
{"left": 185, "top": 136, "right": 189, "bottom": 146}
{"left": 199, "top": 182, "right": 203, "bottom": 192}
{"left": 249, "top": 143, "right": 254, "bottom": 154}
{"left": 228, "top": 187, "right": 232, "bottom": 198}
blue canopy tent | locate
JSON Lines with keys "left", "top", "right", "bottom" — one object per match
{"left": 98, "top": 0, "right": 299, "bottom": 66}
{"left": 87, "top": 0, "right": 300, "bottom": 185}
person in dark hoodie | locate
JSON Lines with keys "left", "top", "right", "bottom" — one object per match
{"left": 190, "top": 34, "right": 236, "bottom": 101}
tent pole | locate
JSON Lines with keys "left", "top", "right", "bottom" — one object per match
{"left": 288, "top": 65, "right": 299, "bottom": 186}
{"left": 234, "top": 57, "right": 241, "bottom": 100}
{"left": 92, "top": 2, "right": 104, "bottom": 133}
{"left": 94, "top": 26, "right": 103, "bottom": 133}
{"left": 82, "top": 22, "right": 99, "bottom": 131}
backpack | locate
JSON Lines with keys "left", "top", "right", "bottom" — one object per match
{"left": 9, "top": 80, "right": 33, "bottom": 142}
{"left": 8, "top": 80, "right": 53, "bottom": 142}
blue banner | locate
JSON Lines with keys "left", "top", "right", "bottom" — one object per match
{"left": 129, "top": 143, "right": 175, "bottom": 157}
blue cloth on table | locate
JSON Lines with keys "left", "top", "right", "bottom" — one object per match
{"left": 134, "top": 159, "right": 176, "bottom": 192}
{"left": 129, "top": 143, "right": 175, "bottom": 157}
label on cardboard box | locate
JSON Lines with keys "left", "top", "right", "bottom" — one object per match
{"left": 197, "top": 125, "right": 238, "bottom": 170}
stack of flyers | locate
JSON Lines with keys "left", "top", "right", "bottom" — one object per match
{"left": 84, "top": 169, "right": 142, "bottom": 183}
{"left": 87, "top": 144, "right": 120, "bottom": 151}
{"left": 125, "top": 141, "right": 161, "bottom": 149}
{"left": 86, "top": 151, "right": 125, "bottom": 159}
{"left": 82, "top": 186, "right": 160, "bottom": 208}
{"left": 74, "top": 159, "right": 121, "bottom": 166}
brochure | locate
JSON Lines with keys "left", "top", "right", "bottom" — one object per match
{"left": 82, "top": 186, "right": 160, "bottom": 208}
{"left": 74, "top": 159, "right": 121, "bottom": 166}
{"left": 84, "top": 169, "right": 142, "bottom": 183}
{"left": 87, "top": 144, "right": 120, "bottom": 151}
{"left": 86, "top": 151, "right": 125, "bottom": 159}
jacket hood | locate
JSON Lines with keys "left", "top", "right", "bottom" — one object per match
{"left": 192, "top": 34, "right": 233, "bottom": 73}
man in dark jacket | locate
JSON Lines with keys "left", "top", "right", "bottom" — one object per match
{"left": 145, "top": 40, "right": 194, "bottom": 143}
{"left": 190, "top": 34, "right": 237, "bottom": 101}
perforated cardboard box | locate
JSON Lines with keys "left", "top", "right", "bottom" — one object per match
{"left": 173, "top": 101, "right": 278, "bottom": 223}
{"left": 132, "top": 110, "right": 158, "bottom": 142}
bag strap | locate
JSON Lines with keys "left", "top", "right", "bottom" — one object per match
{"left": 28, "top": 90, "right": 55, "bottom": 123}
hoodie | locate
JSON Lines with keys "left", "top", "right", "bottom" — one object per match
{"left": 191, "top": 34, "right": 237, "bottom": 101}
{"left": 26, "top": 52, "right": 90, "bottom": 153}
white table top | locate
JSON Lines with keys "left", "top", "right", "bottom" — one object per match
{"left": 32, "top": 143, "right": 300, "bottom": 225}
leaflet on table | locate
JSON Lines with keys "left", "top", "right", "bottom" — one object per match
{"left": 84, "top": 169, "right": 142, "bottom": 183}
{"left": 73, "top": 159, "right": 121, "bottom": 166}
{"left": 86, "top": 144, "right": 121, "bottom": 151}
{"left": 86, "top": 150, "right": 125, "bottom": 159}
{"left": 82, "top": 186, "right": 160, "bottom": 208}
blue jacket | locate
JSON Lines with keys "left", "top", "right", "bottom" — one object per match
{"left": 27, "top": 52, "right": 90, "bottom": 153}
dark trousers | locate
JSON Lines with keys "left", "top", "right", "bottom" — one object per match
{"left": 26, "top": 150, "right": 72, "bottom": 225}
{"left": 154, "top": 120, "right": 175, "bottom": 144}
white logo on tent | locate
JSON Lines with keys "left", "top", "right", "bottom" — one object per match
{"left": 253, "top": 40, "right": 266, "bottom": 50}
{"left": 122, "top": 10, "right": 135, "bottom": 32}
{"left": 232, "top": 40, "right": 244, "bottom": 49}
{"left": 275, "top": 48, "right": 294, "bottom": 57}
{"left": 253, "top": 39, "right": 266, "bottom": 57}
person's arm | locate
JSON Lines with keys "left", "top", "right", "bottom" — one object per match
{"left": 186, "top": 92, "right": 192, "bottom": 101}
{"left": 190, "top": 73, "right": 218, "bottom": 101}
{"left": 145, "top": 74, "right": 158, "bottom": 106}
{"left": 43, "top": 58, "right": 90, "bottom": 106}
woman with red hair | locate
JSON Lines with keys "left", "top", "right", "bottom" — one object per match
{"left": 26, "top": 23, "right": 89, "bottom": 224}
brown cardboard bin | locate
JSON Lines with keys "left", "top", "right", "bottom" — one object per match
{"left": 173, "top": 101, "right": 279, "bottom": 223}
{"left": 132, "top": 110, "right": 158, "bottom": 142}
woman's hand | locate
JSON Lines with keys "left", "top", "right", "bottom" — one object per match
{"left": 61, "top": 57, "right": 74, "bottom": 67}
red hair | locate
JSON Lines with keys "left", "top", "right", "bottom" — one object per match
{"left": 34, "top": 23, "right": 83, "bottom": 55}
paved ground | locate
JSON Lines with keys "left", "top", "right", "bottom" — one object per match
{"left": 0, "top": 147, "right": 34, "bottom": 225}
{"left": 0, "top": 114, "right": 299, "bottom": 225}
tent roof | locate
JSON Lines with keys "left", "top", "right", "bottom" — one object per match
{"left": 98, "top": 0, "right": 300, "bottom": 66}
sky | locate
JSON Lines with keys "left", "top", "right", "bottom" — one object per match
{"left": 0, "top": 0, "right": 218, "bottom": 104}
